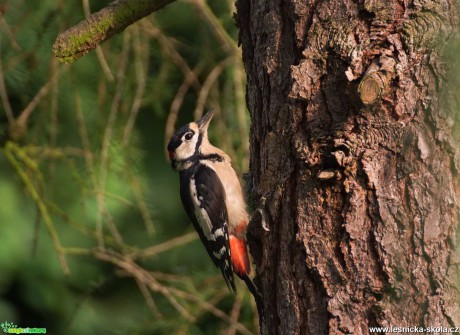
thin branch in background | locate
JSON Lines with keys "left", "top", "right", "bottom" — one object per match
{"left": 128, "top": 171, "right": 156, "bottom": 234}
{"left": 211, "top": 86, "right": 236, "bottom": 161}
{"left": 23, "top": 146, "right": 87, "bottom": 159}
{"left": 3, "top": 143, "right": 69, "bottom": 275}
{"left": 31, "top": 204, "right": 41, "bottom": 257}
{"left": 74, "top": 84, "right": 99, "bottom": 237}
{"left": 49, "top": 58, "right": 59, "bottom": 153}
{"left": 142, "top": 19, "right": 201, "bottom": 91}
{"left": 99, "top": 250, "right": 254, "bottom": 333}
{"left": 120, "top": 25, "right": 156, "bottom": 233}
{"left": 129, "top": 175, "right": 155, "bottom": 235}
{"left": 99, "top": 205, "right": 124, "bottom": 248}
{"left": 94, "top": 189, "right": 135, "bottom": 208}
{"left": 45, "top": 58, "right": 61, "bottom": 216}
{"left": 14, "top": 67, "right": 66, "bottom": 140}
{"left": 0, "top": 14, "right": 21, "bottom": 51}
{"left": 129, "top": 231, "right": 198, "bottom": 260}
{"left": 135, "top": 277, "right": 163, "bottom": 318}
{"left": 145, "top": 278, "right": 196, "bottom": 323}
{"left": 97, "top": 73, "right": 108, "bottom": 109}
{"left": 45, "top": 200, "right": 91, "bottom": 238}
{"left": 74, "top": 89, "right": 97, "bottom": 185}
{"left": 122, "top": 24, "right": 148, "bottom": 146}
{"left": 168, "top": 287, "right": 254, "bottom": 335}
{"left": 97, "top": 251, "right": 196, "bottom": 322}
{"left": 224, "top": 293, "right": 244, "bottom": 335}
{"left": 95, "top": 48, "right": 115, "bottom": 82}
{"left": 164, "top": 63, "right": 204, "bottom": 159}
{"left": 148, "top": 271, "right": 188, "bottom": 282}
{"left": 187, "top": 0, "right": 239, "bottom": 56}
{"left": 81, "top": 0, "right": 115, "bottom": 82}
{"left": 64, "top": 273, "right": 114, "bottom": 329}
{"left": 193, "top": 57, "right": 233, "bottom": 120}
{"left": 0, "top": 38, "right": 14, "bottom": 124}
{"left": 46, "top": 196, "right": 132, "bottom": 251}
{"left": 97, "top": 31, "right": 132, "bottom": 248}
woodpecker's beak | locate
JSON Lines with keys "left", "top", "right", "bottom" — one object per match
{"left": 196, "top": 110, "right": 215, "bottom": 132}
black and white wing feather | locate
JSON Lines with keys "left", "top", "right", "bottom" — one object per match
{"left": 179, "top": 165, "right": 236, "bottom": 293}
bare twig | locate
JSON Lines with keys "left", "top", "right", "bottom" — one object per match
{"left": 164, "top": 63, "right": 204, "bottom": 159}
{"left": 122, "top": 24, "right": 148, "bottom": 146}
{"left": 129, "top": 231, "right": 198, "bottom": 260}
{"left": 49, "top": 58, "right": 59, "bottom": 152}
{"left": 3, "top": 143, "right": 69, "bottom": 275}
{"left": 10, "top": 67, "right": 66, "bottom": 141}
{"left": 74, "top": 89, "right": 97, "bottom": 185}
{"left": 96, "top": 250, "right": 196, "bottom": 322}
{"left": 135, "top": 277, "right": 163, "bottom": 318}
{"left": 169, "top": 287, "right": 254, "bottom": 335}
{"left": 224, "top": 293, "right": 244, "bottom": 335}
{"left": 194, "top": 57, "right": 233, "bottom": 120}
{"left": 126, "top": 168, "right": 155, "bottom": 234}
{"left": 0, "top": 38, "right": 14, "bottom": 124}
{"left": 0, "top": 14, "right": 21, "bottom": 51}
{"left": 142, "top": 20, "right": 201, "bottom": 91}
{"left": 97, "top": 249, "right": 253, "bottom": 334}
{"left": 53, "top": 0, "right": 177, "bottom": 63}
{"left": 96, "top": 31, "right": 131, "bottom": 248}
{"left": 187, "top": 0, "right": 239, "bottom": 55}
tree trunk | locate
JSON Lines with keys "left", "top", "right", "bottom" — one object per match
{"left": 235, "top": 1, "right": 459, "bottom": 334}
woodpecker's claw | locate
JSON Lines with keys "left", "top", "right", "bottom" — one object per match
{"left": 256, "top": 208, "right": 270, "bottom": 232}
{"left": 251, "top": 195, "right": 270, "bottom": 232}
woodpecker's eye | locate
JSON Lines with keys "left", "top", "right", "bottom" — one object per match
{"left": 184, "top": 132, "right": 194, "bottom": 141}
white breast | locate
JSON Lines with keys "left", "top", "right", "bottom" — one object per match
{"left": 202, "top": 160, "right": 249, "bottom": 232}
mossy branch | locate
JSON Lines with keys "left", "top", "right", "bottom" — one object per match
{"left": 52, "top": 0, "right": 176, "bottom": 63}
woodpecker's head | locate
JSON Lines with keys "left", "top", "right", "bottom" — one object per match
{"left": 167, "top": 110, "right": 214, "bottom": 171}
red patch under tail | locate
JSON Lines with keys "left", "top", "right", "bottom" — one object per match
{"left": 229, "top": 236, "right": 250, "bottom": 276}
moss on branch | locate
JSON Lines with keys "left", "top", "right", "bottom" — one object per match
{"left": 52, "top": 0, "right": 176, "bottom": 63}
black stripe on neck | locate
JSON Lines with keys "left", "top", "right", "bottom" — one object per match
{"left": 200, "top": 153, "right": 224, "bottom": 162}
{"left": 194, "top": 133, "right": 203, "bottom": 156}
{"left": 177, "top": 152, "right": 224, "bottom": 171}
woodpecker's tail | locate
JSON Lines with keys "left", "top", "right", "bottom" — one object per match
{"left": 229, "top": 235, "right": 264, "bottom": 315}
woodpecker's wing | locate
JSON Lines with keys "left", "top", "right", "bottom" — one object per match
{"left": 179, "top": 165, "right": 236, "bottom": 293}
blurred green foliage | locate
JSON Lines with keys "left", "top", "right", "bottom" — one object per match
{"left": 0, "top": 0, "right": 254, "bottom": 334}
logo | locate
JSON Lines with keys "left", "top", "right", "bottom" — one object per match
{"left": 1, "top": 321, "right": 46, "bottom": 334}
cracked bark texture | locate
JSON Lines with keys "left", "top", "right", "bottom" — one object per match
{"left": 235, "top": 1, "right": 460, "bottom": 334}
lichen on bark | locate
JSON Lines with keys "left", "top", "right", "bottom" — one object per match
{"left": 52, "top": 0, "right": 176, "bottom": 63}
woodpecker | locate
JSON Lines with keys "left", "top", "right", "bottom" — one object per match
{"left": 167, "top": 110, "right": 252, "bottom": 293}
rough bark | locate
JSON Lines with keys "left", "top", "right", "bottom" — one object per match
{"left": 235, "top": 1, "right": 459, "bottom": 334}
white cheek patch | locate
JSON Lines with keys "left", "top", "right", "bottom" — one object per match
{"left": 175, "top": 136, "right": 198, "bottom": 160}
